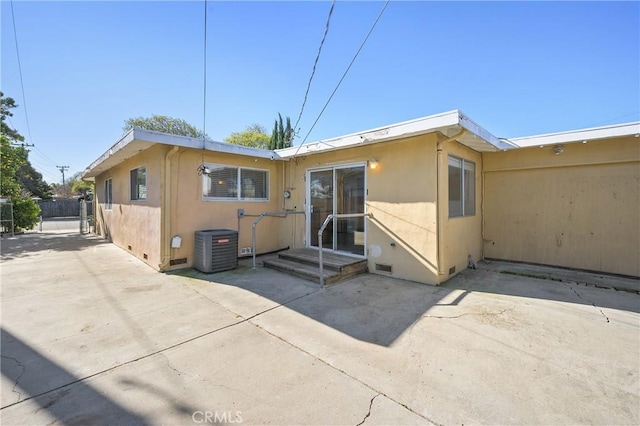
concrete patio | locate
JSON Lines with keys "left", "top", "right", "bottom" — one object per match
{"left": 1, "top": 228, "right": 638, "bottom": 425}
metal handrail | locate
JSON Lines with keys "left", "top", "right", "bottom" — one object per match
{"left": 317, "top": 213, "right": 371, "bottom": 287}
{"left": 252, "top": 211, "right": 305, "bottom": 268}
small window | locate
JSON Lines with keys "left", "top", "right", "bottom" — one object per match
{"left": 448, "top": 156, "right": 475, "bottom": 217}
{"left": 130, "top": 167, "right": 147, "bottom": 201}
{"left": 240, "top": 168, "right": 268, "bottom": 200}
{"left": 105, "top": 178, "right": 113, "bottom": 210}
{"left": 202, "top": 164, "right": 268, "bottom": 201}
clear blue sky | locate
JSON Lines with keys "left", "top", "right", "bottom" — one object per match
{"left": 2, "top": 1, "right": 639, "bottom": 184}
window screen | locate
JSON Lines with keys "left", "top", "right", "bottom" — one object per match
{"left": 448, "top": 156, "right": 475, "bottom": 217}
{"left": 203, "top": 166, "right": 238, "bottom": 199}
{"left": 240, "top": 168, "right": 268, "bottom": 200}
{"left": 202, "top": 165, "right": 268, "bottom": 201}
{"left": 130, "top": 167, "right": 147, "bottom": 201}
{"left": 448, "top": 157, "right": 462, "bottom": 217}
{"left": 105, "top": 178, "right": 113, "bottom": 210}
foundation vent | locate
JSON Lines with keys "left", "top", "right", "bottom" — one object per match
{"left": 194, "top": 229, "right": 238, "bottom": 273}
{"left": 449, "top": 266, "right": 456, "bottom": 275}
{"left": 375, "top": 263, "right": 392, "bottom": 273}
{"left": 170, "top": 258, "right": 188, "bottom": 266}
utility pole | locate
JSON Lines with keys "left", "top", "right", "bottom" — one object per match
{"left": 56, "top": 165, "right": 70, "bottom": 195}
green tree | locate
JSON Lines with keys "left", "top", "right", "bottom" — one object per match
{"left": 19, "top": 161, "right": 53, "bottom": 200}
{"left": 0, "top": 93, "right": 41, "bottom": 231}
{"left": 0, "top": 135, "right": 22, "bottom": 198}
{"left": 11, "top": 188, "right": 41, "bottom": 230}
{"left": 123, "top": 114, "right": 208, "bottom": 139}
{"left": 269, "top": 113, "right": 293, "bottom": 150}
{"left": 49, "top": 172, "right": 93, "bottom": 198}
{"left": 1, "top": 92, "right": 24, "bottom": 142}
{"left": 224, "top": 124, "right": 270, "bottom": 149}
{"left": 70, "top": 172, "right": 93, "bottom": 195}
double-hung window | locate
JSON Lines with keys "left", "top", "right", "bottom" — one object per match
{"left": 105, "top": 178, "right": 113, "bottom": 210}
{"left": 202, "top": 164, "right": 268, "bottom": 201}
{"left": 448, "top": 156, "right": 475, "bottom": 217}
{"left": 130, "top": 167, "right": 147, "bottom": 201}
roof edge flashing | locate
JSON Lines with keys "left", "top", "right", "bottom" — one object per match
{"left": 277, "top": 110, "right": 462, "bottom": 158}
{"left": 458, "top": 112, "right": 516, "bottom": 151}
{"left": 83, "top": 129, "right": 284, "bottom": 179}
{"left": 511, "top": 121, "right": 640, "bottom": 147}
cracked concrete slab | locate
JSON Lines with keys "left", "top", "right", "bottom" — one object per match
{"left": 248, "top": 272, "right": 639, "bottom": 425}
{"left": 1, "top": 231, "right": 638, "bottom": 424}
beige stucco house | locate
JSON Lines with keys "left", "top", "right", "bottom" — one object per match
{"left": 83, "top": 110, "right": 640, "bottom": 284}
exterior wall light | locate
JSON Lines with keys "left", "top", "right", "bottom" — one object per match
{"left": 553, "top": 145, "right": 564, "bottom": 155}
{"left": 368, "top": 159, "right": 380, "bottom": 169}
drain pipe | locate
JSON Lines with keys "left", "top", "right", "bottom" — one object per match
{"left": 436, "top": 128, "right": 467, "bottom": 278}
{"left": 159, "top": 146, "right": 180, "bottom": 271}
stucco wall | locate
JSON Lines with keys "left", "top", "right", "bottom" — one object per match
{"left": 282, "top": 133, "right": 441, "bottom": 284}
{"left": 166, "top": 149, "right": 283, "bottom": 270}
{"left": 483, "top": 136, "right": 640, "bottom": 277}
{"left": 94, "top": 144, "right": 164, "bottom": 269}
{"left": 441, "top": 141, "right": 483, "bottom": 281}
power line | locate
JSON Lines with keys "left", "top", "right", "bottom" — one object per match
{"left": 584, "top": 111, "right": 640, "bottom": 128}
{"left": 31, "top": 146, "right": 58, "bottom": 167}
{"left": 9, "top": 111, "right": 59, "bottom": 169}
{"left": 27, "top": 159, "right": 59, "bottom": 183}
{"left": 294, "top": 0, "right": 390, "bottom": 155}
{"left": 9, "top": 0, "right": 34, "bottom": 145}
{"left": 202, "top": 0, "right": 208, "bottom": 140}
{"left": 292, "top": 0, "right": 336, "bottom": 135}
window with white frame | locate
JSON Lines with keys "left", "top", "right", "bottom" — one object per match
{"left": 130, "top": 167, "right": 147, "bottom": 201}
{"left": 105, "top": 178, "right": 113, "bottom": 210}
{"left": 202, "top": 164, "right": 268, "bottom": 201}
{"left": 448, "top": 156, "right": 475, "bottom": 217}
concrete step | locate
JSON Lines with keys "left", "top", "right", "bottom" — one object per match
{"left": 263, "top": 258, "right": 343, "bottom": 285}
{"left": 278, "top": 248, "right": 368, "bottom": 275}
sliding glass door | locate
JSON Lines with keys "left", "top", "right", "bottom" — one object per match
{"left": 308, "top": 164, "right": 366, "bottom": 256}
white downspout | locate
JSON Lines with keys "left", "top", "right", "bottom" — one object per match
{"left": 436, "top": 128, "right": 467, "bottom": 278}
{"left": 159, "top": 146, "right": 180, "bottom": 271}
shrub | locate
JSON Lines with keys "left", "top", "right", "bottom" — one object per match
{"left": 1, "top": 189, "right": 40, "bottom": 232}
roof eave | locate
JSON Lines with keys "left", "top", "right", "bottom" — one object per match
{"left": 510, "top": 121, "right": 640, "bottom": 147}
{"left": 277, "top": 109, "right": 509, "bottom": 157}
{"left": 83, "top": 129, "right": 283, "bottom": 180}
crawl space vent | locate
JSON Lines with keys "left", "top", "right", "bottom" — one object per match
{"left": 375, "top": 263, "right": 392, "bottom": 273}
{"left": 170, "top": 258, "right": 188, "bottom": 266}
{"left": 194, "top": 229, "right": 238, "bottom": 273}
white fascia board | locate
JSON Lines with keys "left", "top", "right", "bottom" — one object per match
{"left": 458, "top": 112, "right": 517, "bottom": 150}
{"left": 82, "top": 129, "right": 137, "bottom": 179}
{"left": 131, "top": 129, "right": 280, "bottom": 159}
{"left": 511, "top": 122, "right": 640, "bottom": 147}
{"left": 277, "top": 110, "right": 462, "bottom": 158}
{"left": 82, "top": 129, "right": 282, "bottom": 180}
{"left": 277, "top": 109, "right": 510, "bottom": 157}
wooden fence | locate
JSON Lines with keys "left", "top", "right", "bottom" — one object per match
{"left": 39, "top": 199, "right": 93, "bottom": 218}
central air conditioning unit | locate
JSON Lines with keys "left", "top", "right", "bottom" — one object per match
{"left": 194, "top": 229, "right": 238, "bottom": 273}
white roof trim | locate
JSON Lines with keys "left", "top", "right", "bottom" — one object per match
{"left": 128, "top": 129, "right": 278, "bottom": 158}
{"left": 83, "top": 128, "right": 279, "bottom": 179}
{"left": 510, "top": 122, "right": 640, "bottom": 147}
{"left": 277, "top": 109, "right": 510, "bottom": 157}
{"left": 85, "top": 112, "right": 636, "bottom": 180}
